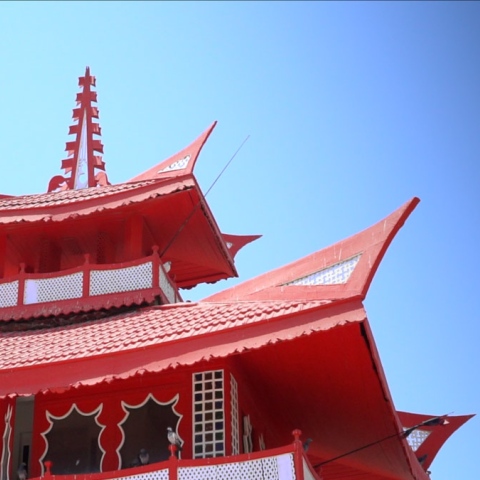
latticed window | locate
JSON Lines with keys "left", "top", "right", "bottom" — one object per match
{"left": 230, "top": 374, "right": 240, "bottom": 455}
{"left": 192, "top": 370, "right": 225, "bottom": 458}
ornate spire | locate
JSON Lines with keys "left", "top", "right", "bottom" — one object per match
{"left": 48, "top": 66, "right": 109, "bottom": 192}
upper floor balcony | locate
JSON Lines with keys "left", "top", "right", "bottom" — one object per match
{"left": 0, "top": 246, "right": 180, "bottom": 322}
{"left": 29, "top": 431, "right": 320, "bottom": 480}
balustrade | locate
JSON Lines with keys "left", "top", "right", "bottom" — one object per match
{"left": 0, "top": 247, "right": 179, "bottom": 319}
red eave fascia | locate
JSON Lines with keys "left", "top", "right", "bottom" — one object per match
{"left": 190, "top": 175, "right": 237, "bottom": 278}
{"left": 0, "top": 298, "right": 361, "bottom": 397}
{"left": 357, "top": 320, "right": 432, "bottom": 480}
{"left": 0, "top": 176, "right": 196, "bottom": 225}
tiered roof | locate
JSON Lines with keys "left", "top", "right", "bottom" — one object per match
{"left": 0, "top": 68, "right": 473, "bottom": 480}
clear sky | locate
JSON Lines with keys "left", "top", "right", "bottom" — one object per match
{"left": 1, "top": 2, "right": 478, "bottom": 479}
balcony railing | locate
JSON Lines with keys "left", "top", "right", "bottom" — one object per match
{"left": 29, "top": 431, "right": 320, "bottom": 480}
{"left": 0, "top": 246, "right": 180, "bottom": 321}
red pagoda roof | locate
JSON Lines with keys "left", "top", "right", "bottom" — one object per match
{"left": 0, "top": 67, "right": 472, "bottom": 480}
{"left": 205, "top": 197, "right": 420, "bottom": 303}
{"left": 2, "top": 197, "right": 467, "bottom": 480}
{"left": 0, "top": 199, "right": 420, "bottom": 393}
{"left": 0, "top": 299, "right": 332, "bottom": 374}
{"left": 0, "top": 120, "right": 249, "bottom": 290}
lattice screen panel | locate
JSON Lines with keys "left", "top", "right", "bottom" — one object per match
{"left": 405, "top": 428, "right": 431, "bottom": 451}
{"left": 160, "top": 154, "right": 191, "bottom": 172}
{"left": 24, "top": 272, "right": 83, "bottom": 304}
{"left": 193, "top": 370, "right": 225, "bottom": 458}
{"left": 90, "top": 262, "right": 152, "bottom": 296}
{"left": 178, "top": 454, "right": 294, "bottom": 480}
{"left": 160, "top": 267, "right": 176, "bottom": 303}
{"left": 0, "top": 281, "right": 18, "bottom": 307}
{"left": 114, "top": 469, "right": 169, "bottom": 480}
{"left": 285, "top": 254, "right": 361, "bottom": 286}
{"left": 230, "top": 374, "right": 240, "bottom": 455}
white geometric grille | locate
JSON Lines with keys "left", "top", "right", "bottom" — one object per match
{"left": 90, "top": 262, "right": 152, "bottom": 296}
{"left": 113, "top": 469, "right": 169, "bottom": 480}
{"left": 159, "top": 155, "right": 191, "bottom": 173}
{"left": 231, "top": 374, "right": 240, "bottom": 455}
{"left": 160, "top": 266, "right": 176, "bottom": 303}
{"left": 0, "top": 281, "right": 18, "bottom": 307}
{"left": 193, "top": 370, "right": 225, "bottom": 458}
{"left": 178, "top": 454, "right": 294, "bottom": 480}
{"left": 285, "top": 254, "right": 361, "bottom": 286}
{"left": 24, "top": 272, "right": 83, "bottom": 305}
{"left": 405, "top": 428, "right": 431, "bottom": 451}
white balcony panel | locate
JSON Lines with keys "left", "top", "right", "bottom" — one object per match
{"left": 24, "top": 273, "right": 83, "bottom": 305}
{"left": 113, "top": 468, "right": 169, "bottom": 480}
{"left": 178, "top": 453, "right": 295, "bottom": 480}
{"left": 160, "top": 267, "right": 176, "bottom": 303}
{"left": 90, "top": 262, "right": 153, "bottom": 296}
{"left": 303, "top": 457, "right": 318, "bottom": 480}
{"left": 0, "top": 280, "right": 18, "bottom": 307}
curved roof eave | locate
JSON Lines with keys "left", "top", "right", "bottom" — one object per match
{"left": 203, "top": 197, "right": 420, "bottom": 303}
{"left": 0, "top": 177, "right": 195, "bottom": 225}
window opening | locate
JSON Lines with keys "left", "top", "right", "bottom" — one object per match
{"left": 119, "top": 394, "right": 182, "bottom": 467}
{"left": 41, "top": 404, "right": 103, "bottom": 475}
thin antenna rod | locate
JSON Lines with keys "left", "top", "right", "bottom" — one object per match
{"left": 159, "top": 135, "right": 250, "bottom": 259}
{"left": 204, "top": 135, "right": 250, "bottom": 198}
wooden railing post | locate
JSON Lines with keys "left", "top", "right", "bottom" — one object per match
{"left": 18, "top": 263, "right": 26, "bottom": 306}
{"left": 44, "top": 460, "right": 53, "bottom": 478}
{"left": 292, "top": 429, "right": 305, "bottom": 480}
{"left": 168, "top": 444, "right": 178, "bottom": 480}
{"left": 151, "top": 245, "right": 160, "bottom": 290}
{"left": 83, "top": 254, "right": 91, "bottom": 298}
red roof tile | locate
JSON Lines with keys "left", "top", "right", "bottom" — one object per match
{"left": 0, "top": 299, "right": 331, "bottom": 370}
{"left": 0, "top": 177, "right": 195, "bottom": 225}
{"left": 0, "top": 180, "right": 157, "bottom": 211}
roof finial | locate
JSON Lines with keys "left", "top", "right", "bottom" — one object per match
{"left": 47, "top": 66, "right": 109, "bottom": 192}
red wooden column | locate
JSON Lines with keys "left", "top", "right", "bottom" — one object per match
{"left": 96, "top": 398, "right": 125, "bottom": 472}
{"left": 123, "top": 214, "right": 144, "bottom": 261}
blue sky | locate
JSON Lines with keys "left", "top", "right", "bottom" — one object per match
{"left": 1, "top": 2, "right": 478, "bottom": 479}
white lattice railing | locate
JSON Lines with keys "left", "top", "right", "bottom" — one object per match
{"left": 0, "top": 247, "right": 180, "bottom": 314}
{"left": 178, "top": 453, "right": 295, "bottom": 480}
{"left": 29, "top": 432, "right": 321, "bottom": 480}
{"left": 31, "top": 449, "right": 312, "bottom": 480}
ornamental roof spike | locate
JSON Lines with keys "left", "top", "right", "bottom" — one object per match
{"left": 47, "top": 66, "right": 110, "bottom": 192}
{"left": 221, "top": 233, "right": 262, "bottom": 260}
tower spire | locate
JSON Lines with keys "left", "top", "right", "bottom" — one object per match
{"left": 48, "top": 66, "right": 109, "bottom": 192}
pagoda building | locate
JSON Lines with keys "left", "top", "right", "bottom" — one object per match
{"left": 0, "top": 68, "right": 473, "bottom": 480}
